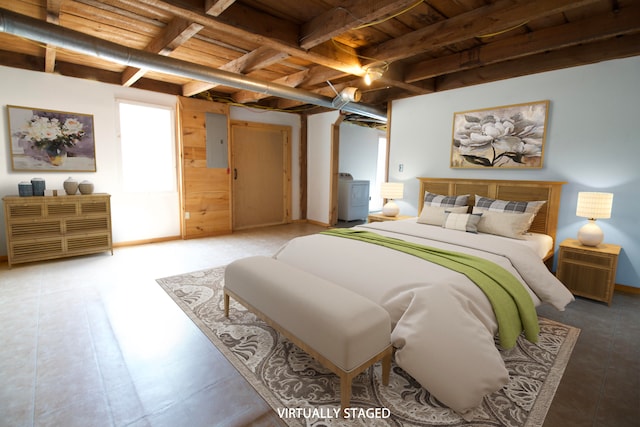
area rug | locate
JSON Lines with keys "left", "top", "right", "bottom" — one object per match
{"left": 156, "top": 266, "right": 580, "bottom": 427}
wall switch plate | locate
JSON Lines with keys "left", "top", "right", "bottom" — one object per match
{"left": 185, "top": 212, "right": 190, "bottom": 220}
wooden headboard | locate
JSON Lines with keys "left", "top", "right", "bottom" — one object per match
{"left": 417, "top": 177, "right": 566, "bottom": 245}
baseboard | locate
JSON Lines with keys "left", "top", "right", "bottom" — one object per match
{"left": 306, "top": 219, "right": 330, "bottom": 227}
{"left": 113, "top": 235, "right": 182, "bottom": 248}
{"left": 615, "top": 284, "right": 640, "bottom": 295}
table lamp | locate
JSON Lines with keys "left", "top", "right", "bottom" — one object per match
{"left": 576, "top": 192, "right": 613, "bottom": 246}
{"left": 380, "top": 182, "right": 404, "bottom": 217}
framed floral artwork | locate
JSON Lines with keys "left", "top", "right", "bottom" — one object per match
{"left": 7, "top": 105, "right": 97, "bottom": 172}
{"left": 450, "top": 100, "right": 549, "bottom": 169}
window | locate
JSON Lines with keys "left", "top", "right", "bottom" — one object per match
{"left": 118, "top": 101, "right": 176, "bottom": 192}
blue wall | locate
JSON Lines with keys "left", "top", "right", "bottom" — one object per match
{"left": 389, "top": 57, "right": 640, "bottom": 287}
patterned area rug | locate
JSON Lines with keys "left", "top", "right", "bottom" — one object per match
{"left": 156, "top": 266, "right": 579, "bottom": 427}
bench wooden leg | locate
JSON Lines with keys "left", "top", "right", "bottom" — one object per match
{"left": 381, "top": 349, "right": 391, "bottom": 386}
{"left": 340, "top": 373, "right": 351, "bottom": 417}
{"left": 224, "top": 292, "right": 230, "bottom": 317}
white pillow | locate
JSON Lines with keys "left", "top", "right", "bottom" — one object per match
{"left": 418, "top": 205, "right": 468, "bottom": 226}
{"left": 472, "top": 207, "right": 535, "bottom": 239}
{"left": 442, "top": 212, "right": 482, "bottom": 233}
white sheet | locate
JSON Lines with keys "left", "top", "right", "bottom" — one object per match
{"left": 274, "top": 220, "right": 574, "bottom": 417}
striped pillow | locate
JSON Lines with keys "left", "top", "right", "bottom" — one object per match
{"left": 442, "top": 212, "right": 483, "bottom": 233}
{"left": 424, "top": 191, "right": 469, "bottom": 207}
{"left": 474, "top": 195, "right": 545, "bottom": 215}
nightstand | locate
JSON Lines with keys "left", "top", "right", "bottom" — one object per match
{"left": 367, "top": 213, "right": 415, "bottom": 223}
{"left": 556, "top": 238, "right": 621, "bottom": 305}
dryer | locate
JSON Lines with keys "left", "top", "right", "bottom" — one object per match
{"left": 337, "top": 173, "right": 370, "bottom": 221}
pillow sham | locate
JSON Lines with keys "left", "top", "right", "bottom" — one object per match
{"left": 442, "top": 212, "right": 482, "bottom": 233}
{"left": 418, "top": 205, "right": 469, "bottom": 226}
{"left": 472, "top": 207, "right": 536, "bottom": 239}
{"left": 474, "top": 195, "right": 546, "bottom": 215}
{"left": 424, "top": 191, "right": 469, "bottom": 207}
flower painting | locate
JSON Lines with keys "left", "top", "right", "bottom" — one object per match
{"left": 450, "top": 100, "right": 549, "bottom": 169}
{"left": 8, "top": 105, "right": 96, "bottom": 171}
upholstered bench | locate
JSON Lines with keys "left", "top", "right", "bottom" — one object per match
{"left": 224, "top": 255, "right": 392, "bottom": 414}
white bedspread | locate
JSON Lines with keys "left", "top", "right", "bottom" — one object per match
{"left": 274, "top": 220, "right": 574, "bottom": 417}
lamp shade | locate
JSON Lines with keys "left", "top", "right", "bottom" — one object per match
{"left": 380, "top": 182, "right": 404, "bottom": 200}
{"left": 576, "top": 192, "right": 613, "bottom": 219}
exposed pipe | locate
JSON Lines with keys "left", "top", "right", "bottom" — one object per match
{"left": 0, "top": 8, "right": 387, "bottom": 122}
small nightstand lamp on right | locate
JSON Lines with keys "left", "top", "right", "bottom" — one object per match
{"left": 576, "top": 191, "right": 613, "bottom": 246}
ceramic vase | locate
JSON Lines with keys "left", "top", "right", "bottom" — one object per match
{"left": 78, "top": 180, "right": 95, "bottom": 195}
{"left": 64, "top": 177, "right": 79, "bottom": 195}
{"left": 18, "top": 182, "right": 33, "bottom": 197}
{"left": 31, "top": 178, "right": 46, "bottom": 196}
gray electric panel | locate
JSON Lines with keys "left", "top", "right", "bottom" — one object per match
{"left": 205, "top": 112, "right": 228, "bottom": 168}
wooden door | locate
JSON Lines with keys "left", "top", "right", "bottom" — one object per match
{"left": 231, "top": 121, "right": 291, "bottom": 230}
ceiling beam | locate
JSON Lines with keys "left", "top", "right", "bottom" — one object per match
{"left": 204, "top": 0, "right": 236, "bottom": 17}
{"left": 436, "top": 32, "right": 640, "bottom": 92}
{"left": 362, "top": 0, "right": 602, "bottom": 64}
{"left": 231, "top": 69, "right": 311, "bottom": 103}
{"left": 117, "top": 0, "right": 364, "bottom": 75}
{"left": 122, "top": 17, "right": 204, "bottom": 86}
{"left": 182, "top": 46, "right": 289, "bottom": 96}
{"left": 299, "top": 0, "right": 418, "bottom": 50}
{"left": 405, "top": 3, "right": 640, "bottom": 83}
{"left": 44, "top": 0, "right": 63, "bottom": 73}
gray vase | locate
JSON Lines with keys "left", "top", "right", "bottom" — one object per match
{"left": 31, "top": 178, "right": 46, "bottom": 196}
{"left": 64, "top": 177, "right": 79, "bottom": 195}
{"left": 78, "top": 180, "right": 94, "bottom": 195}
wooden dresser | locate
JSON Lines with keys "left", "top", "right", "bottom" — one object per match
{"left": 3, "top": 194, "right": 113, "bottom": 268}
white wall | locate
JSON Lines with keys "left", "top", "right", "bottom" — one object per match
{"left": 307, "top": 111, "right": 339, "bottom": 224}
{"left": 0, "top": 66, "right": 180, "bottom": 251}
{"left": 389, "top": 57, "right": 640, "bottom": 287}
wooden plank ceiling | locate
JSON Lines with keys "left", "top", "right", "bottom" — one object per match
{"left": 0, "top": 0, "right": 639, "bottom": 120}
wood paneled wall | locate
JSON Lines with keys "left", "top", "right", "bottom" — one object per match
{"left": 177, "top": 97, "right": 231, "bottom": 238}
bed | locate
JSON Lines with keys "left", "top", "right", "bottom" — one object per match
{"left": 273, "top": 177, "right": 574, "bottom": 418}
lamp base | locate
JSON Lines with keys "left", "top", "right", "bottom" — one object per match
{"left": 382, "top": 201, "right": 399, "bottom": 217}
{"left": 578, "top": 219, "right": 604, "bottom": 246}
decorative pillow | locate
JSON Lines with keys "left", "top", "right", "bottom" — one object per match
{"left": 424, "top": 191, "right": 469, "bottom": 207}
{"left": 442, "top": 212, "right": 482, "bottom": 233}
{"left": 418, "top": 205, "right": 468, "bottom": 226}
{"left": 472, "top": 208, "right": 536, "bottom": 239}
{"left": 474, "top": 195, "right": 546, "bottom": 215}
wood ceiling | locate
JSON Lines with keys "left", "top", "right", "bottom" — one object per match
{"left": 1, "top": 0, "right": 639, "bottom": 118}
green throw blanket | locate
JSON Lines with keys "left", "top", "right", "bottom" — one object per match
{"left": 321, "top": 228, "right": 539, "bottom": 349}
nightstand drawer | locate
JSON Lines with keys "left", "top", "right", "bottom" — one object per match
{"left": 561, "top": 250, "right": 615, "bottom": 268}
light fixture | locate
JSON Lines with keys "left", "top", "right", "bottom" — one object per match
{"left": 364, "top": 66, "right": 384, "bottom": 85}
{"left": 576, "top": 192, "right": 613, "bottom": 246}
{"left": 380, "top": 182, "right": 404, "bottom": 217}
{"left": 329, "top": 85, "right": 362, "bottom": 109}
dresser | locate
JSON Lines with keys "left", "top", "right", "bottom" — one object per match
{"left": 556, "top": 238, "right": 621, "bottom": 305}
{"left": 3, "top": 194, "right": 113, "bottom": 268}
